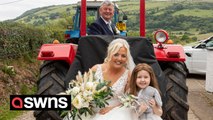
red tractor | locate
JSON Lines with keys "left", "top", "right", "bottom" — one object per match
{"left": 34, "top": 0, "right": 189, "bottom": 120}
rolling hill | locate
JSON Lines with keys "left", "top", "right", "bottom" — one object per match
{"left": 10, "top": 0, "right": 213, "bottom": 39}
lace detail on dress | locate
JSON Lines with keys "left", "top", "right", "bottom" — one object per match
{"left": 111, "top": 70, "right": 128, "bottom": 97}
{"left": 94, "top": 65, "right": 129, "bottom": 97}
{"left": 91, "top": 65, "right": 139, "bottom": 120}
{"left": 94, "top": 65, "right": 104, "bottom": 81}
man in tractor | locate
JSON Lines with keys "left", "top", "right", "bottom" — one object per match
{"left": 88, "top": 0, "right": 120, "bottom": 35}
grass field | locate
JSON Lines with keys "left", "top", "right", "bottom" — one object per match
{"left": 173, "top": 9, "right": 213, "bottom": 18}
{"left": 195, "top": 32, "right": 213, "bottom": 40}
{"left": 14, "top": 0, "right": 213, "bottom": 41}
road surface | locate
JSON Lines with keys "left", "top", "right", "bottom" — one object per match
{"left": 187, "top": 74, "right": 213, "bottom": 120}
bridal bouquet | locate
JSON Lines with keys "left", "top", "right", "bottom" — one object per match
{"left": 60, "top": 69, "right": 113, "bottom": 120}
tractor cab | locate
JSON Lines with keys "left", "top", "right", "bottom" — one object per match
{"left": 64, "top": 1, "right": 127, "bottom": 44}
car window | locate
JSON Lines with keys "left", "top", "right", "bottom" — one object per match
{"left": 206, "top": 39, "right": 213, "bottom": 47}
{"left": 196, "top": 45, "right": 202, "bottom": 48}
{"left": 196, "top": 43, "right": 206, "bottom": 48}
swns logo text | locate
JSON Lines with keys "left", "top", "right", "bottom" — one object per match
{"left": 10, "top": 95, "right": 71, "bottom": 110}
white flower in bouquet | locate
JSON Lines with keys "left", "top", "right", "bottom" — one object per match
{"left": 83, "top": 90, "right": 93, "bottom": 101}
{"left": 72, "top": 94, "right": 85, "bottom": 109}
{"left": 69, "top": 87, "right": 80, "bottom": 96}
{"left": 85, "top": 82, "right": 94, "bottom": 91}
{"left": 60, "top": 69, "right": 113, "bottom": 120}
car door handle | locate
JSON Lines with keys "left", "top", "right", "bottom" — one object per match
{"left": 185, "top": 53, "right": 192, "bottom": 57}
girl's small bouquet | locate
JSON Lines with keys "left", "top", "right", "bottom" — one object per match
{"left": 59, "top": 69, "right": 113, "bottom": 120}
{"left": 118, "top": 94, "right": 139, "bottom": 109}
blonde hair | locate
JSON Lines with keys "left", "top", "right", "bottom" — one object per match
{"left": 104, "top": 38, "right": 135, "bottom": 71}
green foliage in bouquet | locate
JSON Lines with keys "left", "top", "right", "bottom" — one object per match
{"left": 93, "top": 81, "right": 113, "bottom": 108}
{"left": 59, "top": 69, "right": 113, "bottom": 120}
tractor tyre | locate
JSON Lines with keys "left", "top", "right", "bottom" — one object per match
{"left": 34, "top": 61, "right": 69, "bottom": 120}
{"left": 161, "top": 62, "right": 189, "bottom": 120}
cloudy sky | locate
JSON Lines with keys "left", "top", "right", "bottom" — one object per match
{"left": 0, "top": 0, "right": 82, "bottom": 21}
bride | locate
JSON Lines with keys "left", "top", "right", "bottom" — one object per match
{"left": 89, "top": 38, "right": 137, "bottom": 120}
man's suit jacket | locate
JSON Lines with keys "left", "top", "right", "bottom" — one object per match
{"left": 88, "top": 17, "right": 117, "bottom": 35}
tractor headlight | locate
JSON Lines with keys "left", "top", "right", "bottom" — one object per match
{"left": 154, "top": 29, "right": 169, "bottom": 44}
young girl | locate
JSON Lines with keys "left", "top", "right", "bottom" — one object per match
{"left": 129, "top": 63, "right": 163, "bottom": 120}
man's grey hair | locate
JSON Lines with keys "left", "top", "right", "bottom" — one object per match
{"left": 100, "top": 0, "right": 114, "bottom": 7}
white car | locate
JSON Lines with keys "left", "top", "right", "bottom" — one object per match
{"left": 184, "top": 36, "right": 213, "bottom": 75}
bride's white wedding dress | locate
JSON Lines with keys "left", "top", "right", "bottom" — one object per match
{"left": 63, "top": 65, "right": 137, "bottom": 120}
{"left": 90, "top": 65, "right": 137, "bottom": 120}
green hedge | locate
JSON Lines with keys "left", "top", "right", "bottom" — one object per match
{"left": 0, "top": 22, "right": 51, "bottom": 59}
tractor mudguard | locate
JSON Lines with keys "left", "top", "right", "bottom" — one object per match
{"left": 154, "top": 44, "right": 185, "bottom": 62}
{"left": 37, "top": 43, "right": 77, "bottom": 64}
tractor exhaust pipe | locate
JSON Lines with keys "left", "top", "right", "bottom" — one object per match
{"left": 140, "top": 0, "right": 145, "bottom": 37}
{"left": 80, "top": 0, "right": 86, "bottom": 36}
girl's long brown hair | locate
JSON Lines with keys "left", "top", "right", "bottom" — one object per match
{"left": 129, "top": 63, "right": 161, "bottom": 96}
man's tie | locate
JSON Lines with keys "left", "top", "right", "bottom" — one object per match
{"left": 107, "top": 23, "right": 113, "bottom": 33}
